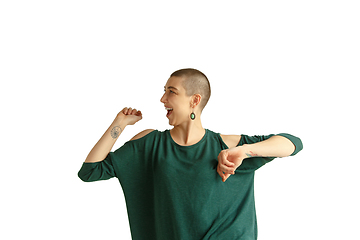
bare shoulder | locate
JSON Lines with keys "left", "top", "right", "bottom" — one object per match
{"left": 220, "top": 134, "right": 242, "bottom": 149}
{"left": 130, "top": 129, "right": 155, "bottom": 141}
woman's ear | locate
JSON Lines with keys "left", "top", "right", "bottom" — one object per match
{"left": 191, "top": 94, "right": 202, "bottom": 107}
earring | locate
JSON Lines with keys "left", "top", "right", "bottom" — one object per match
{"left": 190, "top": 112, "right": 196, "bottom": 120}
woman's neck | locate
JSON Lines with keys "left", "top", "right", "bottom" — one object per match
{"left": 170, "top": 120, "right": 205, "bottom": 146}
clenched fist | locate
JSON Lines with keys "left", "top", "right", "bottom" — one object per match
{"left": 116, "top": 107, "right": 143, "bottom": 126}
{"left": 217, "top": 147, "right": 247, "bottom": 182}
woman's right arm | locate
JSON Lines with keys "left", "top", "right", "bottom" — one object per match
{"left": 84, "top": 107, "right": 142, "bottom": 163}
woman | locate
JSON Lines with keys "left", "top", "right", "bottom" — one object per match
{"left": 78, "top": 68, "right": 303, "bottom": 240}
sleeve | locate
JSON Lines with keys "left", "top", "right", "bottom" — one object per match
{"left": 78, "top": 141, "right": 136, "bottom": 182}
{"left": 276, "top": 133, "right": 303, "bottom": 156}
{"left": 236, "top": 133, "right": 303, "bottom": 172}
{"left": 78, "top": 157, "right": 116, "bottom": 182}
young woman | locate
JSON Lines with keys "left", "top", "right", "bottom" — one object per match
{"left": 78, "top": 68, "right": 303, "bottom": 240}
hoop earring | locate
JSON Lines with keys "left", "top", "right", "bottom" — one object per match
{"left": 190, "top": 112, "right": 196, "bottom": 120}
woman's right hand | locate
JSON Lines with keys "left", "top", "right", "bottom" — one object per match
{"left": 116, "top": 107, "right": 143, "bottom": 126}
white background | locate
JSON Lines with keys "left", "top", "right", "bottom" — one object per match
{"left": 1, "top": 0, "right": 359, "bottom": 239}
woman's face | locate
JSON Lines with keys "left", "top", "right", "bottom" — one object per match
{"left": 160, "top": 76, "right": 193, "bottom": 126}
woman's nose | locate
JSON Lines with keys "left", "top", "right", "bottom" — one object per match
{"left": 160, "top": 93, "right": 166, "bottom": 103}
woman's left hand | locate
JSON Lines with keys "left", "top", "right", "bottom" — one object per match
{"left": 217, "top": 147, "right": 246, "bottom": 182}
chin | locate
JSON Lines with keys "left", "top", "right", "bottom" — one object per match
{"left": 168, "top": 118, "right": 180, "bottom": 127}
{"left": 167, "top": 115, "right": 175, "bottom": 126}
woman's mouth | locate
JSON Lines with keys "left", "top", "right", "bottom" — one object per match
{"left": 165, "top": 107, "right": 173, "bottom": 117}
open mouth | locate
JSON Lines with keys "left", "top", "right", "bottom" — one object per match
{"left": 165, "top": 107, "right": 173, "bottom": 117}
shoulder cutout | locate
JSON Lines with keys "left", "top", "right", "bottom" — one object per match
{"left": 220, "top": 134, "right": 241, "bottom": 149}
{"left": 130, "top": 129, "right": 155, "bottom": 141}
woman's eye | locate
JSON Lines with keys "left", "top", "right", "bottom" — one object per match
{"left": 163, "top": 89, "right": 176, "bottom": 94}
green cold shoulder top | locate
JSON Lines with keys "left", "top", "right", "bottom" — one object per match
{"left": 78, "top": 129, "right": 303, "bottom": 240}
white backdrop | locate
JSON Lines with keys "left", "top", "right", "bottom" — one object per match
{"left": 1, "top": 1, "right": 359, "bottom": 239}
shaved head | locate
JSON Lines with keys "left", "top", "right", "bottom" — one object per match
{"left": 170, "top": 68, "right": 211, "bottom": 111}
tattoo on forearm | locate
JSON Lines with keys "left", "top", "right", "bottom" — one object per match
{"left": 246, "top": 151, "right": 259, "bottom": 158}
{"left": 110, "top": 126, "right": 122, "bottom": 139}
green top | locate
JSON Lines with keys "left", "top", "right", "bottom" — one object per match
{"left": 78, "top": 130, "right": 303, "bottom": 240}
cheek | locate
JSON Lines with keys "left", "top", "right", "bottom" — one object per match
{"left": 174, "top": 106, "right": 190, "bottom": 120}
{"left": 169, "top": 95, "right": 191, "bottom": 113}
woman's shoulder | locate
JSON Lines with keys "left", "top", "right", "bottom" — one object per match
{"left": 220, "top": 134, "right": 242, "bottom": 148}
{"left": 130, "top": 129, "right": 157, "bottom": 141}
{"left": 206, "top": 129, "right": 241, "bottom": 149}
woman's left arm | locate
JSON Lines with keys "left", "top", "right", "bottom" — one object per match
{"left": 242, "top": 135, "right": 296, "bottom": 158}
{"left": 217, "top": 134, "right": 303, "bottom": 182}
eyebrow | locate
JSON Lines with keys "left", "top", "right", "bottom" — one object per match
{"left": 164, "top": 86, "right": 178, "bottom": 91}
